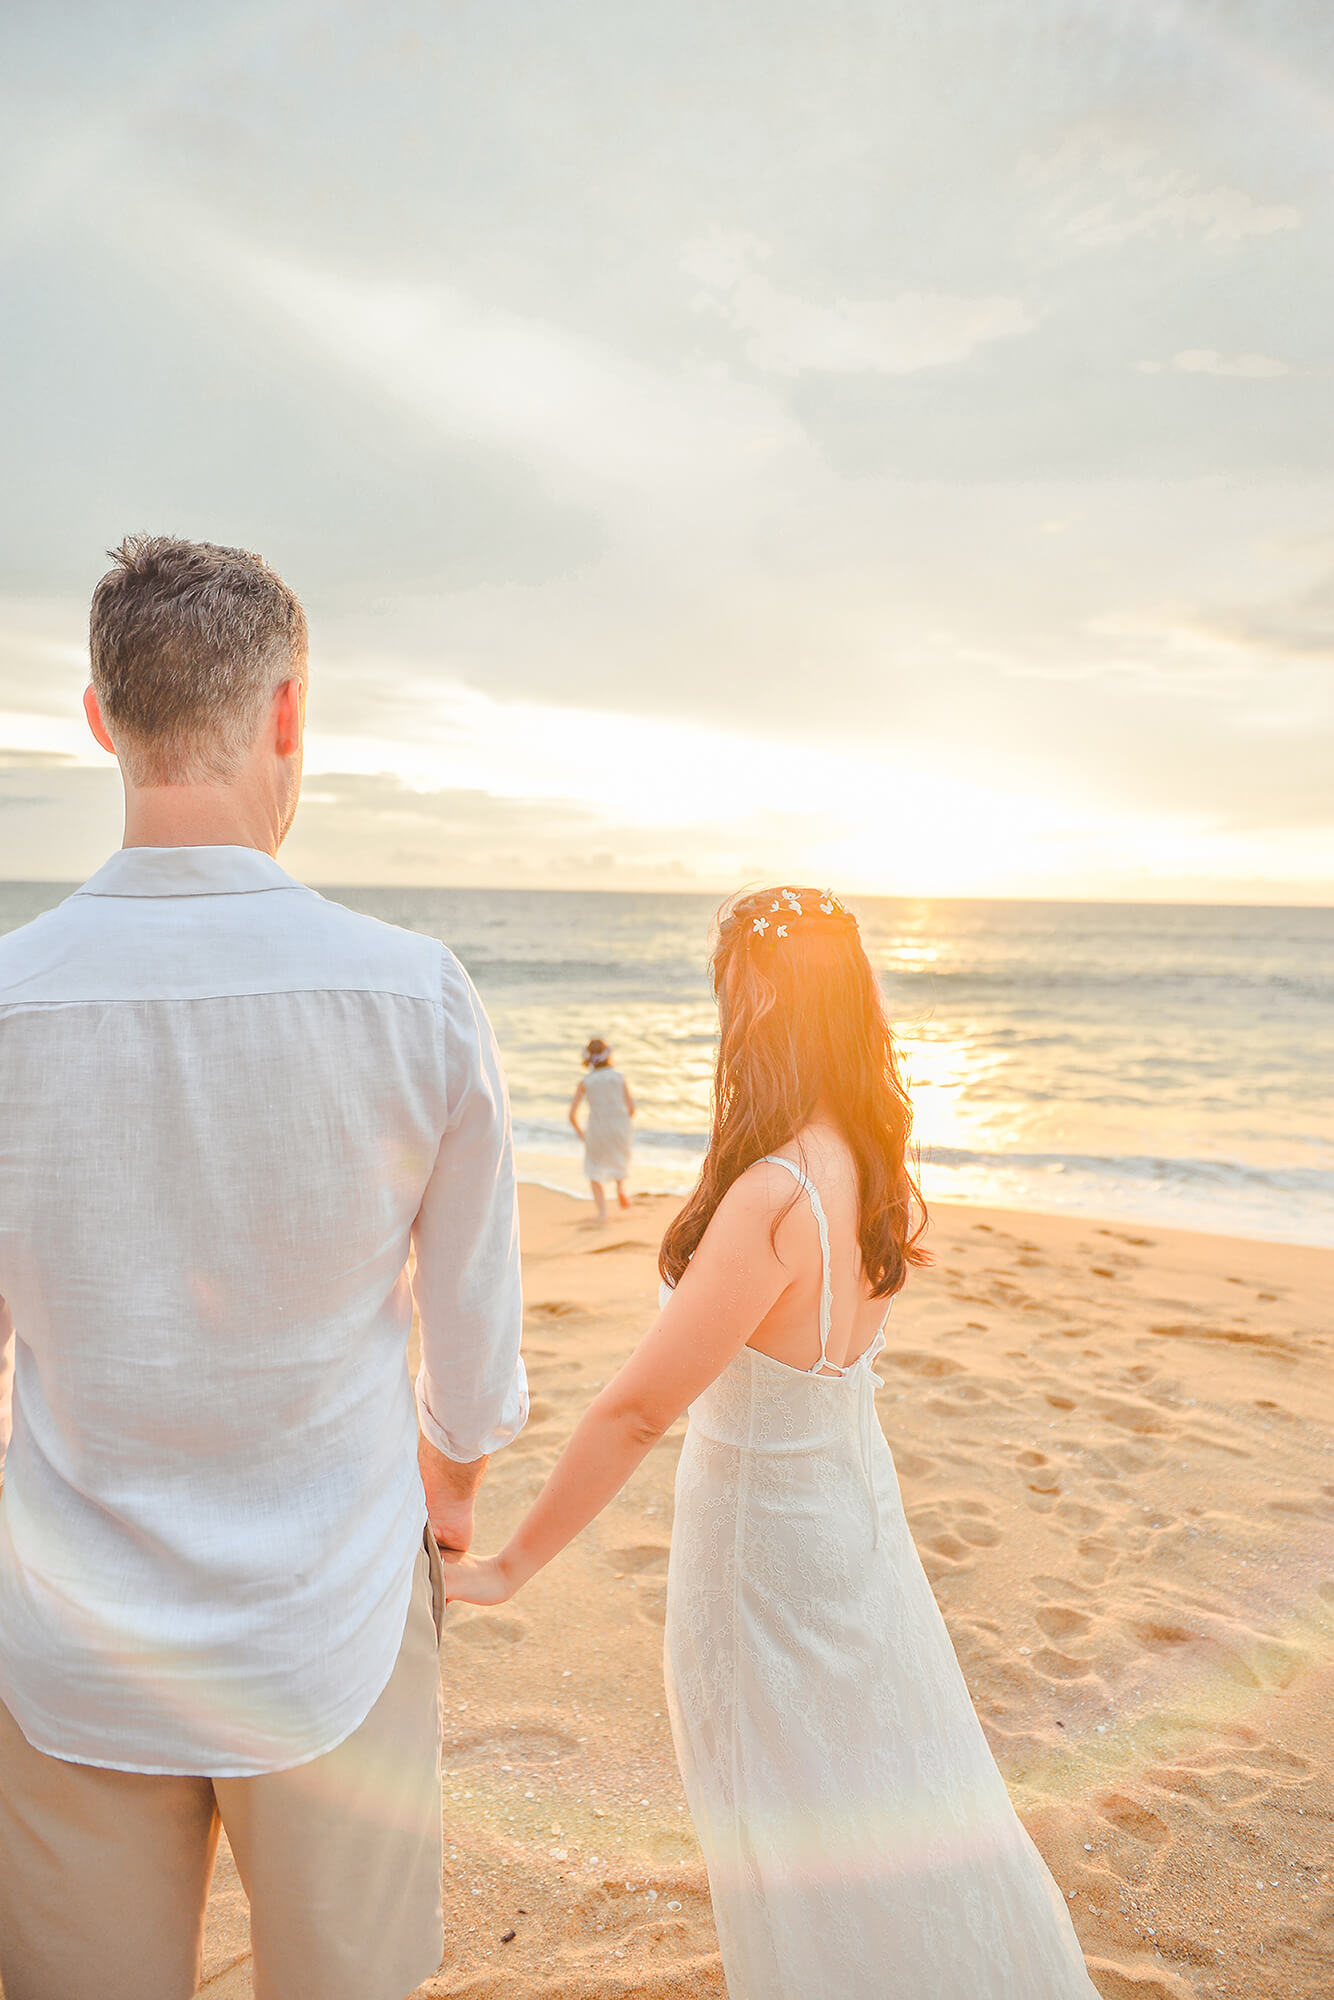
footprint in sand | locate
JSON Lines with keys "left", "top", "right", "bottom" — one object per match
{"left": 924, "top": 1391, "right": 982, "bottom": 1418}
{"left": 1128, "top": 1617, "right": 1196, "bottom": 1651}
{"left": 1081, "top": 1964, "right": 1195, "bottom": 2000}
{"left": 1151, "top": 1321, "right": 1302, "bottom": 1359}
{"left": 1093, "top": 1397, "right": 1172, "bottom": 1437}
{"left": 1248, "top": 1639, "right": 1303, "bottom": 1689}
{"left": 917, "top": 1528, "right": 973, "bottom": 1567}
{"left": 447, "top": 1612, "right": 529, "bottom": 1648}
{"left": 949, "top": 1497, "right": 1002, "bottom": 1546}
{"left": 1222, "top": 1735, "right": 1311, "bottom": 1776}
{"left": 912, "top": 1495, "right": 1002, "bottom": 1571}
{"left": 1144, "top": 1731, "right": 1314, "bottom": 1860}
{"left": 1097, "top": 1794, "right": 1171, "bottom": 1847}
{"left": 1074, "top": 1534, "right": 1118, "bottom": 1583}
{"left": 887, "top": 1444, "right": 937, "bottom": 1481}
{"left": 1094, "top": 1794, "right": 1172, "bottom": 1888}
{"left": 1030, "top": 1645, "right": 1094, "bottom": 1683}
{"left": 568, "top": 1873, "right": 711, "bottom": 1974}
{"left": 610, "top": 1543, "right": 670, "bottom": 1574}
{"left": 1267, "top": 1487, "right": 1334, "bottom": 1519}
{"left": 1015, "top": 1447, "right": 1061, "bottom": 1505}
{"left": 1035, "top": 1603, "right": 1094, "bottom": 1643}
{"left": 884, "top": 1349, "right": 967, "bottom": 1379}
{"left": 1128, "top": 1617, "right": 1304, "bottom": 1692}
{"left": 525, "top": 1347, "right": 586, "bottom": 1378}
{"left": 528, "top": 1300, "right": 583, "bottom": 1320}
{"left": 1179, "top": 1422, "right": 1253, "bottom": 1461}
{"left": 445, "top": 1723, "right": 577, "bottom": 1767}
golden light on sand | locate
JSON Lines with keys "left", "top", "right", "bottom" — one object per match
{"left": 224, "top": 1185, "right": 1326, "bottom": 1999}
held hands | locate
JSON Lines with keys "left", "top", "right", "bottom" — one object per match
{"left": 441, "top": 1551, "right": 517, "bottom": 1606}
{"left": 418, "top": 1435, "right": 524, "bottom": 1606}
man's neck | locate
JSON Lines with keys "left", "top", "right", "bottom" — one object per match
{"left": 121, "top": 784, "right": 279, "bottom": 856}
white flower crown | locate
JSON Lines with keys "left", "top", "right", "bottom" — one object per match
{"left": 744, "top": 889, "right": 851, "bottom": 940}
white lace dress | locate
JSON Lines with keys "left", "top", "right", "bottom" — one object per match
{"left": 663, "top": 1157, "right": 1100, "bottom": 1999}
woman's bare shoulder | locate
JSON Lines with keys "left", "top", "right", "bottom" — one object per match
{"left": 703, "top": 1156, "right": 805, "bottom": 1240}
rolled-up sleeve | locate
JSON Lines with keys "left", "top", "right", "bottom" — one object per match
{"left": 412, "top": 951, "right": 527, "bottom": 1461}
{"left": 0, "top": 1295, "right": 13, "bottom": 1478}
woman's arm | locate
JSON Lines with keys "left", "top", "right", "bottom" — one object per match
{"left": 623, "top": 1078, "right": 636, "bottom": 1117}
{"left": 567, "top": 1079, "right": 586, "bottom": 1135}
{"left": 443, "top": 1165, "right": 793, "bottom": 1604}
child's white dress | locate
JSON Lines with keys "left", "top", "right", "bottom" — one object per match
{"left": 581, "top": 1066, "right": 632, "bottom": 1184}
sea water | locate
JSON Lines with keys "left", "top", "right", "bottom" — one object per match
{"left": 2, "top": 882, "right": 1330, "bottom": 1248}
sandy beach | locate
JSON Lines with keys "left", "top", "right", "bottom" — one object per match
{"left": 186, "top": 1187, "right": 1332, "bottom": 1997}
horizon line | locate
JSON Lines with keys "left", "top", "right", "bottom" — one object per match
{"left": 2, "top": 876, "right": 1330, "bottom": 914}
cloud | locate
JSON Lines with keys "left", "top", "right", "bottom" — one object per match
{"left": 1, "top": 13, "right": 1328, "bottom": 899}
{"left": 180, "top": 221, "right": 804, "bottom": 518}
{"left": 1138, "top": 350, "right": 1293, "bottom": 378}
{"left": 1026, "top": 142, "right": 1298, "bottom": 249}
{"left": 683, "top": 229, "right": 1034, "bottom": 377}
{"left": 0, "top": 761, "right": 121, "bottom": 877}
{"left": 1189, "top": 568, "right": 1334, "bottom": 665}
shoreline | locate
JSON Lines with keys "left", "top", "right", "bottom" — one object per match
{"left": 514, "top": 1159, "right": 1334, "bottom": 1259}
{"left": 187, "top": 1183, "right": 1334, "bottom": 1999}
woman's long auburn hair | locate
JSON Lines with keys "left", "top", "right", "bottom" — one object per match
{"left": 660, "top": 887, "right": 928, "bottom": 1297}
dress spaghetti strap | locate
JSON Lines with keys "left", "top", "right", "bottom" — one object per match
{"left": 761, "top": 1154, "right": 839, "bottom": 1375}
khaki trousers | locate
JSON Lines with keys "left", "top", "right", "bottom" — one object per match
{"left": 0, "top": 1537, "right": 445, "bottom": 2000}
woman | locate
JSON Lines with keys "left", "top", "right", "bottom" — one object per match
{"left": 569, "top": 1037, "right": 635, "bottom": 1221}
{"left": 446, "top": 888, "right": 1099, "bottom": 1998}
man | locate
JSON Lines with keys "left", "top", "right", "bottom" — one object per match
{"left": 0, "top": 536, "right": 526, "bottom": 2000}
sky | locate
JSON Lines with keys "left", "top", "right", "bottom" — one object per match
{"left": 1, "top": 1, "right": 1331, "bottom": 900}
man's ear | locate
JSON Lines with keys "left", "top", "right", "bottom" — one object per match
{"left": 272, "top": 678, "right": 305, "bottom": 760}
{"left": 83, "top": 685, "right": 117, "bottom": 755}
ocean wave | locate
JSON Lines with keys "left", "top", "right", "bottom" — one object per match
{"left": 875, "top": 967, "right": 1333, "bottom": 1005}
{"left": 919, "top": 1144, "right": 1334, "bottom": 1200}
{"left": 512, "top": 1120, "right": 1332, "bottom": 1203}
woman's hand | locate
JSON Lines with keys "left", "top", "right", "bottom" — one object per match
{"left": 442, "top": 1551, "right": 515, "bottom": 1606}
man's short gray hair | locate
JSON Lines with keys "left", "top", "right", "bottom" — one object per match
{"left": 89, "top": 535, "right": 309, "bottom": 785}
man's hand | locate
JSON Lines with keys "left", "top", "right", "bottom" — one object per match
{"left": 418, "top": 1435, "right": 488, "bottom": 1559}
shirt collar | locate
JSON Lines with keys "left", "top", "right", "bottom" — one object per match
{"left": 76, "top": 846, "right": 308, "bottom": 899}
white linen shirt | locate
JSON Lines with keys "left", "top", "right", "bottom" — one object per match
{"left": 0, "top": 845, "right": 526, "bottom": 1776}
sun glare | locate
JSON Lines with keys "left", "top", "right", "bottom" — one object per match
{"left": 299, "top": 677, "right": 1186, "bottom": 899}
